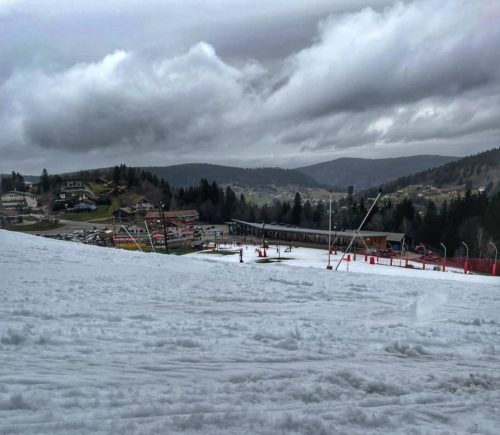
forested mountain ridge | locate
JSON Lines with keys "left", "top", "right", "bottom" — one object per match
{"left": 296, "top": 155, "right": 458, "bottom": 189}
{"left": 144, "top": 164, "right": 320, "bottom": 188}
{"left": 365, "top": 147, "right": 500, "bottom": 197}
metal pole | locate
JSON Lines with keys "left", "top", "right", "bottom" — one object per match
{"left": 160, "top": 202, "right": 168, "bottom": 254}
{"left": 335, "top": 190, "right": 382, "bottom": 271}
{"left": 490, "top": 241, "right": 498, "bottom": 276}
{"left": 462, "top": 241, "right": 469, "bottom": 261}
{"left": 144, "top": 220, "right": 155, "bottom": 252}
{"left": 489, "top": 241, "right": 498, "bottom": 263}
{"left": 440, "top": 242, "right": 446, "bottom": 272}
{"left": 327, "top": 190, "right": 332, "bottom": 270}
{"left": 462, "top": 241, "right": 469, "bottom": 274}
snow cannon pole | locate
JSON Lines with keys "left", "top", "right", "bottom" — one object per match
{"left": 440, "top": 242, "right": 446, "bottom": 272}
{"left": 335, "top": 190, "right": 382, "bottom": 271}
{"left": 489, "top": 242, "right": 497, "bottom": 276}
{"left": 144, "top": 220, "right": 155, "bottom": 252}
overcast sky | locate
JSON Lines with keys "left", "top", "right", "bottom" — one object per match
{"left": 1, "top": 0, "right": 499, "bottom": 174}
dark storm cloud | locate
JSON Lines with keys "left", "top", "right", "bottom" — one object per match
{"left": 0, "top": 0, "right": 500, "bottom": 173}
{"left": 266, "top": 0, "right": 500, "bottom": 119}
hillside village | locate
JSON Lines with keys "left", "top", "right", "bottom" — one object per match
{"left": 380, "top": 183, "right": 485, "bottom": 208}
{"left": 0, "top": 171, "right": 203, "bottom": 249}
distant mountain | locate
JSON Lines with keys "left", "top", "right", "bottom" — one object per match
{"left": 296, "top": 155, "right": 458, "bottom": 190}
{"left": 144, "top": 163, "right": 320, "bottom": 188}
{"left": 365, "top": 147, "right": 500, "bottom": 196}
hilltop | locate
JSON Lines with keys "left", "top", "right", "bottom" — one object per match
{"left": 295, "top": 155, "right": 458, "bottom": 190}
{"left": 365, "top": 147, "right": 500, "bottom": 197}
{"left": 144, "top": 164, "right": 320, "bottom": 188}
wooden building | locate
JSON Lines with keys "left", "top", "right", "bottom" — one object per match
{"left": 230, "top": 220, "right": 404, "bottom": 251}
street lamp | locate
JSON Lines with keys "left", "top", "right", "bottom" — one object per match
{"left": 489, "top": 241, "right": 497, "bottom": 276}
{"left": 440, "top": 242, "right": 446, "bottom": 272}
{"left": 261, "top": 221, "right": 266, "bottom": 256}
{"left": 327, "top": 190, "right": 333, "bottom": 270}
{"left": 461, "top": 241, "right": 469, "bottom": 274}
{"left": 159, "top": 202, "right": 168, "bottom": 254}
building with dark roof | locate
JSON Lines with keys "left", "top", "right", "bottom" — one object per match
{"left": 230, "top": 220, "right": 405, "bottom": 251}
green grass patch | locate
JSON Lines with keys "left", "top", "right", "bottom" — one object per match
{"left": 87, "top": 182, "right": 110, "bottom": 195}
{"left": 58, "top": 205, "right": 110, "bottom": 221}
{"left": 58, "top": 200, "right": 121, "bottom": 222}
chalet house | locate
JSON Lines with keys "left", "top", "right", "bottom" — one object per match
{"left": 166, "top": 221, "right": 194, "bottom": 239}
{"left": 145, "top": 209, "right": 199, "bottom": 224}
{"left": 62, "top": 177, "right": 85, "bottom": 191}
{"left": 135, "top": 198, "right": 154, "bottom": 212}
{"left": 113, "top": 207, "right": 136, "bottom": 223}
{"left": 0, "top": 191, "right": 38, "bottom": 209}
{"left": 73, "top": 203, "right": 97, "bottom": 212}
{"left": 0, "top": 209, "right": 23, "bottom": 225}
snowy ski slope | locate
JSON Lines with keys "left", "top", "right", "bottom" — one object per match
{"left": 1, "top": 230, "right": 499, "bottom": 434}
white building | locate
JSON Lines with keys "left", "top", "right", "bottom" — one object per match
{"left": 0, "top": 191, "right": 38, "bottom": 209}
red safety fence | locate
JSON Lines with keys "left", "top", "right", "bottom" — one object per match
{"left": 327, "top": 244, "right": 499, "bottom": 276}
{"left": 447, "top": 258, "right": 499, "bottom": 276}
{"left": 406, "top": 256, "right": 498, "bottom": 276}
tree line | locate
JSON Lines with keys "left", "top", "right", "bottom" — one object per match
{"left": 4, "top": 165, "right": 499, "bottom": 258}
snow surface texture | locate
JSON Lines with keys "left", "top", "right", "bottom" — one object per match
{"left": 1, "top": 230, "right": 499, "bottom": 434}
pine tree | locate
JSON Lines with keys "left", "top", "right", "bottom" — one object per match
{"left": 40, "top": 169, "right": 50, "bottom": 193}
{"left": 291, "top": 192, "right": 302, "bottom": 226}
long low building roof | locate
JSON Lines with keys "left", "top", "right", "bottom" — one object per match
{"left": 231, "top": 219, "right": 405, "bottom": 242}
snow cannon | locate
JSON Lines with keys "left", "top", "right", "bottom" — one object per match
{"left": 464, "top": 261, "right": 469, "bottom": 274}
{"left": 493, "top": 263, "right": 497, "bottom": 276}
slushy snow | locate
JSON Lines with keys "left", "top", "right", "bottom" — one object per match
{"left": 1, "top": 230, "right": 499, "bottom": 434}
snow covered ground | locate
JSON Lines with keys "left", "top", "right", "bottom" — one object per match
{"left": 1, "top": 230, "right": 499, "bottom": 434}
{"left": 190, "top": 243, "right": 497, "bottom": 284}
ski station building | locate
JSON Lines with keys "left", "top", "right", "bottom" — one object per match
{"left": 230, "top": 219, "right": 405, "bottom": 251}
